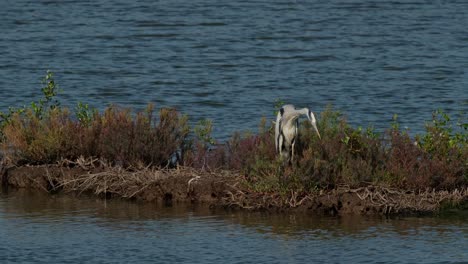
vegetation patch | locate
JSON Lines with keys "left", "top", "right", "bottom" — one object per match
{"left": 1, "top": 72, "right": 467, "bottom": 215}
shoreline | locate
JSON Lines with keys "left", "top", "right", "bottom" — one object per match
{"left": 2, "top": 163, "right": 466, "bottom": 216}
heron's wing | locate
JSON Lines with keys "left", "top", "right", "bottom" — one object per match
{"left": 275, "top": 111, "right": 281, "bottom": 153}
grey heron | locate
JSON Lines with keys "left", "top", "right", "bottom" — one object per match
{"left": 275, "top": 104, "right": 321, "bottom": 163}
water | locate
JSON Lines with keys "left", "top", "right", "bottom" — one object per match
{"left": 0, "top": 189, "right": 467, "bottom": 264}
{"left": 1, "top": 0, "right": 467, "bottom": 139}
{"left": 1, "top": 2, "right": 467, "bottom": 262}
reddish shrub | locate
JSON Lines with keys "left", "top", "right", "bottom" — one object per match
{"left": 1, "top": 105, "right": 189, "bottom": 168}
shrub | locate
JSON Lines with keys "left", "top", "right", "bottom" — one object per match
{"left": 235, "top": 106, "right": 466, "bottom": 192}
{"left": 288, "top": 107, "right": 384, "bottom": 189}
{"left": 182, "top": 118, "right": 221, "bottom": 169}
{"left": 2, "top": 108, "right": 73, "bottom": 164}
{"left": 1, "top": 104, "right": 190, "bottom": 168}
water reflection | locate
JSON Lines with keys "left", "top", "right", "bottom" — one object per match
{"left": 1, "top": 189, "right": 467, "bottom": 263}
{"left": 2, "top": 188, "right": 467, "bottom": 238}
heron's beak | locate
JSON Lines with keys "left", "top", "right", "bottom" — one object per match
{"left": 312, "top": 122, "right": 321, "bottom": 140}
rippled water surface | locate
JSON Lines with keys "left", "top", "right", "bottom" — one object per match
{"left": 1, "top": 0, "right": 467, "bottom": 138}
{"left": 0, "top": 189, "right": 467, "bottom": 263}
{"left": 1, "top": 2, "right": 467, "bottom": 262}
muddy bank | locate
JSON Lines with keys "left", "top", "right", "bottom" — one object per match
{"left": 1, "top": 164, "right": 467, "bottom": 216}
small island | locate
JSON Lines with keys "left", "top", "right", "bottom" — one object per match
{"left": 1, "top": 72, "right": 467, "bottom": 216}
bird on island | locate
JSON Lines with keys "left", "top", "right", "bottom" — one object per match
{"left": 275, "top": 104, "right": 321, "bottom": 164}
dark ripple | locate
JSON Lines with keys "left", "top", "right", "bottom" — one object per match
{"left": 194, "top": 100, "right": 226, "bottom": 107}
{"left": 131, "top": 33, "right": 180, "bottom": 38}
{"left": 135, "top": 21, "right": 188, "bottom": 28}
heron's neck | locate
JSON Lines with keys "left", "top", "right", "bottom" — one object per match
{"left": 285, "top": 109, "right": 306, "bottom": 124}
{"left": 297, "top": 108, "right": 309, "bottom": 116}
{"left": 293, "top": 108, "right": 310, "bottom": 121}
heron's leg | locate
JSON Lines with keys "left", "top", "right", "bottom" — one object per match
{"left": 278, "top": 134, "right": 284, "bottom": 155}
{"left": 291, "top": 140, "right": 295, "bottom": 163}
{"left": 290, "top": 135, "right": 297, "bottom": 165}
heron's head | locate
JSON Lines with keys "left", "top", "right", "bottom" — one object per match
{"left": 308, "top": 110, "right": 321, "bottom": 139}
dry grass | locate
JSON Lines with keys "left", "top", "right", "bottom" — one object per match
{"left": 345, "top": 185, "right": 468, "bottom": 214}
{"left": 56, "top": 158, "right": 165, "bottom": 198}
{"left": 36, "top": 157, "right": 238, "bottom": 200}
{"left": 222, "top": 181, "right": 468, "bottom": 214}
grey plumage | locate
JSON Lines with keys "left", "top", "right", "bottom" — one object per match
{"left": 275, "top": 104, "right": 321, "bottom": 163}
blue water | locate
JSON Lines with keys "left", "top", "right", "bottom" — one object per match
{"left": 1, "top": 0, "right": 467, "bottom": 139}
{"left": 1, "top": 189, "right": 467, "bottom": 264}
{"left": 1, "top": 1, "right": 468, "bottom": 263}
